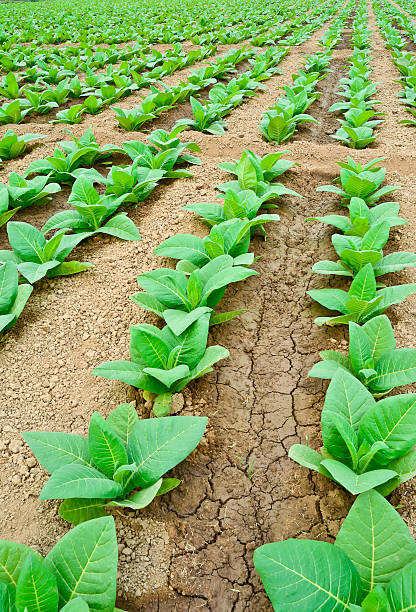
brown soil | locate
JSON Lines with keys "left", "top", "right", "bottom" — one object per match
{"left": 1, "top": 4, "right": 416, "bottom": 611}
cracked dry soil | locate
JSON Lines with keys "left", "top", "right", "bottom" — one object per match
{"left": 1, "top": 8, "right": 416, "bottom": 611}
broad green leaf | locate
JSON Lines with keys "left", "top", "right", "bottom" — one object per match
{"left": 106, "top": 478, "right": 162, "bottom": 509}
{"left": 288, "top": 444, "right": 322, "bottom": 472}
{"left": 39, "top": 464, "right": 123, "bottom": 500}
{"left": 253, "top": 539, "right": 362, "bottom": 610}
{"left": 362, "top": 315, "right": 395, "bottom": 360}
{"left": 128, "top": 416, "right": 207, "bottom": 488}
{"left": 45, "top": 516, "right": 117, "bottom": 611}
{"left": 7, "top": 222, "right": 46, "bottom": 264}
{"left": 320, "top": 459, "right": 396, "bottom": 495}
{"left": 349, "top": 322, "right": 373, "bottom": 373}
{"left": 100, "top": 214, "right": 141, "bottom": 241}
{"left": 58, "top": 498, "right": 107, "bottom": 526}
{"left": 106, "top": 403, "right": 138, "bottom": 447}
{"left": 335, "top": 490, "right": 416, "bottom": 594}
{"left": 15, "top": 554, "right": 58, "bottom": 612}
{"left": 322, "top": 371, "right": 375, "bottom": 462}
{"left": 89, "top": 412, "right": 127, "bottom": 478}
{"left": 23, "top": 432, "right": 91, "bottom": 473}
{"left": 60, "top": 599, "right": 90, "bottom": 611}
{"left": 371, "top": 349, "right": 416, "bottom": 391}
{"left": 0, "top": 541, "right": 42, "bottom": 587}
{"left": 359, "top": 394, "right": 416, "bottom": 463}
{"left": 349, "top": 264, "right": 376, "bottom": 301}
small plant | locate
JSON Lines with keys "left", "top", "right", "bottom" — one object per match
{"left": 0, "top": 516, "right": 120, "bottom": 610}
{"left": 0, "top": 262, "right": 32, "bottom": 333}
{"left": 102, "top": 163, "right": 166, "bottom": 203}
{"left": 51, "top": 104, "right": 87, "bottom": 125}
{"left": 308, "top": 263, "right": 416, "bottom": 326}
{"left": 92, "top": 315, "right": 229, "bottom": 415}
{"left": 309, "top": 314, "right": 416, "bottom": 396}
{"left": 317, "top": 161, "right": 400, "bottom": 206}
{"left": 0, "top": 99, "right": 33, "bottom": 125}
{"left": 290, "top": 369, "right": 416, "bottom": 495}
{"left": 0, "top": 130, "right": 45, "bottom": 163}
{"left": 4, "top": 172, "right": 61, "bottom": 210}
{"left": 307, "top": 196, "right": 406, "bottom": 237}
{"left": 59, "top": 127, "right": 121, "bottom": 163}
{"left": 254, "top": 490, "right": 416, "bottom": 608}
{"left": 42, "top": 177, "right": 140, "bottom": 241}
{"left": 131, "top": 254, "right": 257, "bottom": 332}
{"left": 259, "top": 107, "right": 317, "bottom": 143}
{"left": 24, "top": 403, "right": 208, "bottom": 523}
{"left": 154, "top": 218, "right": 262, "bottom": 272}
{"left": 112, "top": 97, "right": 171, "bottom": 131}
{"left": 174, "top": 97, "right": 229, "bottom": 135}
{"left": 120, "top": 140, "right": 195, "bottom": 178}
{"left": 0, "top": 221, "right": 92, "bottom": 284}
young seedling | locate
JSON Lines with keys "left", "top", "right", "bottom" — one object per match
{"left": 290, "top": 369, "right": 416, "bottom": 495}
{"left": 0, "top": 221, "right": 92, "bottom": 284}
{"left": 309, "top": 315, "right": 416, "bottom": 396}
{"left": 92, "top": 315, "right": 229, "bottom": 415}
{"left": 308, "top": 263, "right": 416, "bottom": 325}
{"left": 24, "top": 403, "right": 208, "bottom": 523}
{"left": 42, "top": 176, "right": 141, "bottom": 241}
{"left": 0, "top": 130, "right": 45, "bottom": 163}
{"left": 174, "top": 97, "right": 229, "bottom": 135}
{"left": 131, "top": 254, "right": 257, "bottom": 331}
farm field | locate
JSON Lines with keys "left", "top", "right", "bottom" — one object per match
{"left": 2, "top": 0, "right": 416, "bottom": 609}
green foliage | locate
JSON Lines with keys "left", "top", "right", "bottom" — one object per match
{"left": 24, "top": 404, "right": 207, "bottom": 521}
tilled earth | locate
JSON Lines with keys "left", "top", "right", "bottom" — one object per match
{"left": 1, "top": 6, "right": 416, "bottom": 611}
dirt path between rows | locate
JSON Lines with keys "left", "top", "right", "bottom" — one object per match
{"left": 1, "top": 3, "right": 416, "bottom": 610}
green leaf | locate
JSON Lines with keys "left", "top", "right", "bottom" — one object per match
{"left": 45, "top": 516, "right": 117, "bottom": 611}
{"left": 0, "top": 262, "right": 18, "bottom": 315}
{"left": 0, "top": 541, "right": 42, "bottom": 587}
{"left": 100, "top": 214, "right": 141, "bottom": 241}
{"left": 153, "top": 393, "right": 173, "bottom": 417}
{"left": 39, "top": 464, "right": 123, "bottom": 500}
{"left": 359, "top": 394, "right": 416, "bottom": 463}
{"left": 88, "top": 412, "right": 128, "bottom": 478}
{"left": 288, "top": 444, "right": 322, "bottom": 472}
{"left": 371, "top": 349, "right": 416, "bottom": 391}
{"left": 322, "top": 370, "right": 375, "bottom": 463}
{"left": 128, "top": 416, "right": 207, "bottom": 488}
{"left": 349, "top": 322, "right": 373, "bottom": 373}
{"left": 106, "top": 403, "right": 138, "bottom": 447}
{"left": 335, "top": 490, "right": 416, "bottom": 594}
{"left": 106, "top": 478, "right": 162, "bottom": 509}
{"left": 349, "top": 264, "right": 376, "bottom": 301}
{"left": 15, "top": 553, "right": 58, "bottom": 612}
{"left": 7, "top": 222, "right": 46, "bottom": 264}
{"left": 22, "top": 432, "right": 91, "bottom": 473}
{"left": 58, "top": 498, "right": 107, "bottom": 526}
{"left": 253, "top": 539, "right": 362, "bottom": 610}
{"left": 362, "top": 315, "right": 395, "bottom": 360}
{"left": 60, "top": 599, "right": 90, "bottom": 611}
{"left": 18, "top": 261, "right": 59, "bottom": 284}
{"left": 156, "top": 477, "right": 181, "bottom": 496}
{"left": 47, "top": 261, "right": 92, "bottom": 277}
{"left": 385, "top": 559, "right": 416, "bottom": 610}
{"left": 320, "top": 459, "right": 396, "bottom": 495}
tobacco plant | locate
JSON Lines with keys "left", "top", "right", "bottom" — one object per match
{"left": 290, "top": 369, "right": 416, "bottom": 495}
{"left": 174, "top": 97, "right": 229, "bottom": 135}
{"left": 24, "top": 404, "right": 207, "bottom": 522}
{"left": 317, "top": 162, "right": 400, "bottom": 206}
{"left": 2, "top": 173, "right": 61, "bottom": 210}
{"left": 0, "top": 130, "right": 45, "bottom": 163}
{"left": 0, "top": 222, "right": 91, "bottom": 284}
{"left": 307, "top": 196, "right": 406, "bottom": 237}
{"left": 92, "top": 315, "right": 229, "bottom": 415}
{"left": 42, "top": 177, "right": 140, "bottom": 241}
{"left": 154, "top": 218, "right": 262, "bottom": 272}
{"left": 254, "top": 490, "right": 416, "bottom": 608}
{"left": 0, "top": 516, "right": 120, "bottom": 611}
{"left": 309, "top": 263, "right": 416, "bottom": 326}
{"left": 131, "top": 254, "right": 257, "bottom": 332}
{"left": 309, "top": 314, "right": 416, "bottom": 396}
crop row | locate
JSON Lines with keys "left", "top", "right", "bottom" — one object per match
{"left": 0, "top": 0, "right": 341, "bottom": 129}
{"left": 253, "top": 155, "right": 416, "bottom": 608}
